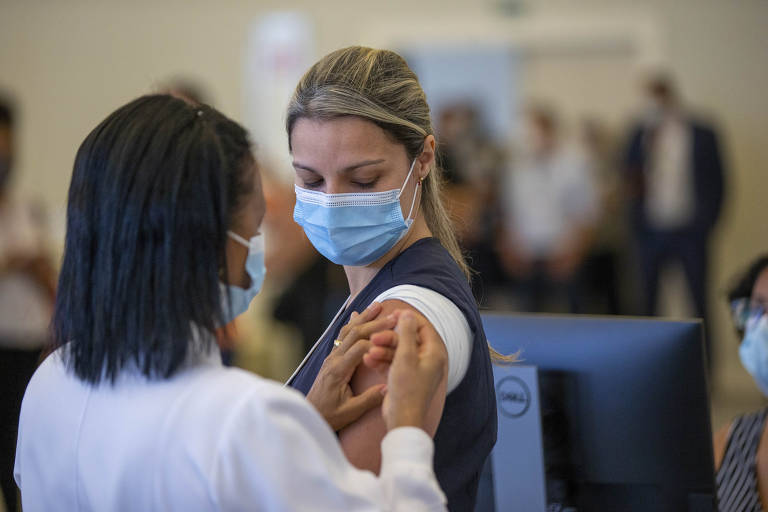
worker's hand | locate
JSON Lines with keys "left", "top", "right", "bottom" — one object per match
{"left": 306, "top": 302, "right": 396, "bottom": 432}
{"left": 362, "top": 328, "right": 398, "bottom": 372}
{"left": 382, "top": 311, "right": 447, "bottom": 431}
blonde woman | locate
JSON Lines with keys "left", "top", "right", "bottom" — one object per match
{"left": 286, "top": 47, "right": 498, "bottom": 511}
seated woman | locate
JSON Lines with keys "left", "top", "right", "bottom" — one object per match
{"left": 285, "top": 46, "right": 501, "bottom": 511}
{"left": 14, "top": 94, "right": 449, "bottom": 511}
{"left": 715, "top": 255, "right": 768, "bottom": 511}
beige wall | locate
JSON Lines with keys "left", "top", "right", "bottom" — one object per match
{"left": 1, "top": 0, "right": 766, "bottom": 398}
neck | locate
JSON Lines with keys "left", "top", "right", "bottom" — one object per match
{"left": 344, "top": 215, "right": 432, "bottom": 299}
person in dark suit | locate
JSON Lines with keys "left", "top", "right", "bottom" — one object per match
{"left": 623, "top": 74, "right": 726, "bottom": 371}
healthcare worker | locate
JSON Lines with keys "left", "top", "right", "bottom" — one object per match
{"left": 14, "top": 94, "right": 448, "bottom": 511}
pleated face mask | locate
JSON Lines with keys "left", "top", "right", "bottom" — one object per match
{"left": 293, "top": 160, "right": 420, "bottom": 266}
{"left": 219, "top": 231, "right": 266, "bottom": 323}
{"left": 737, "top": 301, "right": 768, "bottom": 396}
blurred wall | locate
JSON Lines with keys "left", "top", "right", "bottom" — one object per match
{"left": 0, "top": 0, "right": 766, "bottom": 394}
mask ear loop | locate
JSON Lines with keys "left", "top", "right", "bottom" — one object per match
{"left": 227, "top": 230, "right": 251, "bottom": 249}
{"left": 397, "top": 159, "right": 418, "bottom": 198}
{"left": 229, "top": 230, "right": 265, "bottom": 254}
{"left": 399, "top": 160, "right": 422, "bottom": 223}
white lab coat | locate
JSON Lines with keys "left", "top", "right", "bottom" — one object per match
{"left": 15, "top": 347, "right": 446, "bottom": 511}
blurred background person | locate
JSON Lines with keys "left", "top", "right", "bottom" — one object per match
{"left": 0, "top": 95, "right": 57, "bottom": 512}
{"left": 436, "top": 103, "right": 506, "bottom": 305}
{"left": 498, "top": 104, "right": 599, "bottom": 313}
{"left": 623, "top": 73, "right": 726, "bottom": 370}
{"left": 576, "top": 117, "right": 630, "bottom": 315}
{"left": 714, "top": 255, "right": 768, "bottom": 511}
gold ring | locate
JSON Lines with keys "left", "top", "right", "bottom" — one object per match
{"left": 333, "top": 339, "right": 342, "bottom": 348}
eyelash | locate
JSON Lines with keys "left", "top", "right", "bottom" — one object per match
{"left": 304, "top": 180, "right": 324, "bottom": 189}
{"left": 303, "top": 180, "right": 378, "bottom": 190}
{"left": 354, "top": 180, "right": 377, "bottom": 190}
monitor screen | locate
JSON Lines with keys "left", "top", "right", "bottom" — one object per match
{"left": 479, "top": 313, "right": 716, "bottom": 512}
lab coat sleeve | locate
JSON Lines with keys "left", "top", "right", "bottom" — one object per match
{"left": 210, "top": 384, "right": 447, "bottom": 511}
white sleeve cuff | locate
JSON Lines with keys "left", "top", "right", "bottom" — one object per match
{"left": 381, "top": 427, "right": 434, "bottom": 469}
{"left": 380, "top": 427, "right": 447, "bottom": 510}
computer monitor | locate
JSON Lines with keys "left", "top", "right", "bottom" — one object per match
{"left": 479, "top": 313, "right": 716, "bottom": 512}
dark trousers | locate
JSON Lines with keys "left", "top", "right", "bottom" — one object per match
{"left": 0, "top": 346, "right": 41, "bottom": 512}
{"left": 637, "top": 229, "right": 711, "bottom": 369}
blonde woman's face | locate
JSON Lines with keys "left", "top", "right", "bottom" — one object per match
{"left": 291, "top": 116, "right": 417, "bottom": 195}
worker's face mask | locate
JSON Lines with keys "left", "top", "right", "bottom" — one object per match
{"left": 739, "top": 314, "right": 768, "bottom": 396}
{"left": 293, "top": 160, "right": 420, "bottom": 266}
{"left": 219, "top": 231, "right": 266, "bottom": 323}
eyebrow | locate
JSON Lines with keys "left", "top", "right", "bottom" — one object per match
{"left": 292, "top": 159, "right": 386, "bottom": 174}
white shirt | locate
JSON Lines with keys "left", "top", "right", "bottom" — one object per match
{"left": 504, "top": 146, "right": 599, "bottom": 257}
{"left": 645, "top": 117, "right": 695, "bottom": 230}
{"left": 373, "top": 285, "right": 471, "bottom": 393}
{"left": 15, "top": 347, "right": 447, "bottom": 511}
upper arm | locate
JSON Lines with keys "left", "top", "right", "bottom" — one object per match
{"left": 713, "top": 421, "right": 732, "bottom": 471}
{"left": 338, "top": 299, "right": 449, "bottom": 474}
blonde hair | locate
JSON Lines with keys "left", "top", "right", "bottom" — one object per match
{"left": 286, "top": 46, "right": 515, "bottom": 363}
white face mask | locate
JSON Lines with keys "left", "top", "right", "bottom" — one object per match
{"left": 219, "top": 231, "right": 266, "bottom": 323}
{"left": 740, "top": 315, "right": 768, "bottom": 396}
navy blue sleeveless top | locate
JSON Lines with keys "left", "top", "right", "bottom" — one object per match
{"left": 289, "top": 238, "right": 497, "bottom": 511}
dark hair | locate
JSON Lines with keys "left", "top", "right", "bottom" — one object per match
{"left": 53, "top": 94, "right": 254, "bottom": 384}
{"left": 646, "top": 73, "right": 677, "bottom": 103}
{"left": 727, "top": 255, "right": 768, "bottom": 337}
{"left": 728, "top": 255, "right": 768, "bottom": 303}
{"left": 0, "top": 93, "right": 14, "bottom": 128}
{"left": 526, "top": 104, "right": 558, "bottom": 136}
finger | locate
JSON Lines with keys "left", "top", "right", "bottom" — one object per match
{"left": 338, "top": 302, "right": 382, "bottom": 341}
{"left": 363, "top": 353, "right": 390, "bottom": 371}
{"left": 338, "top": 384, "right": 385, "bottom": 425}
{"left": 415, "top": 326, "right": 448, "bottom": 377}
{"left": 342, "top": 337, "right": 373, "bottom": 370}
{"left": 337, "top": 311, "right": 358, "bottom": 341}
{"left": 338, "top": 314, "right": 397, "bottom": 355}
{"left": 393, "top": 312, "right": 419, "bottom": 363}
{"left": 322, "top": 339, "right": 371, "bottom": 383}
{"left": 367, "top": 346, "right": 394, "bottom": 363}
{"left": 370, "top": 330, "right": 397, "bottom": 348}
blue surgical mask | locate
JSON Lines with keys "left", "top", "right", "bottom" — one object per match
{"left": 293, "top": 160, "right": 420, "bottom": 266}
{"left": 739, "top": 315, "right": 768, "bottom": 396}
{"left": 219, "top": 231, "right": 266, "bottom": 323}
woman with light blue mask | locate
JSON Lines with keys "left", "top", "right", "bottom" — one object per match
{"left": 714, "top": 255, "right": 768, "bottom": 511}
{"left": 14, "top": 94, "right": 453, "bottom": 511}
{"left": 285, "top": 46, "right": 511, "bottom": 512}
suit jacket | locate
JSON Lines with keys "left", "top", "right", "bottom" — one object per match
{"left": 623, "top": 116, "right": 725, "bottom": 236}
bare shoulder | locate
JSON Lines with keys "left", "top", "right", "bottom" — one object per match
{"left": 713, "top": 421, "right": 733, "bottom": 472}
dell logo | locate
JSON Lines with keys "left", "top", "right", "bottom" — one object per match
{"left": 496, "top": 376, "right": 531, "bottom": 418}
